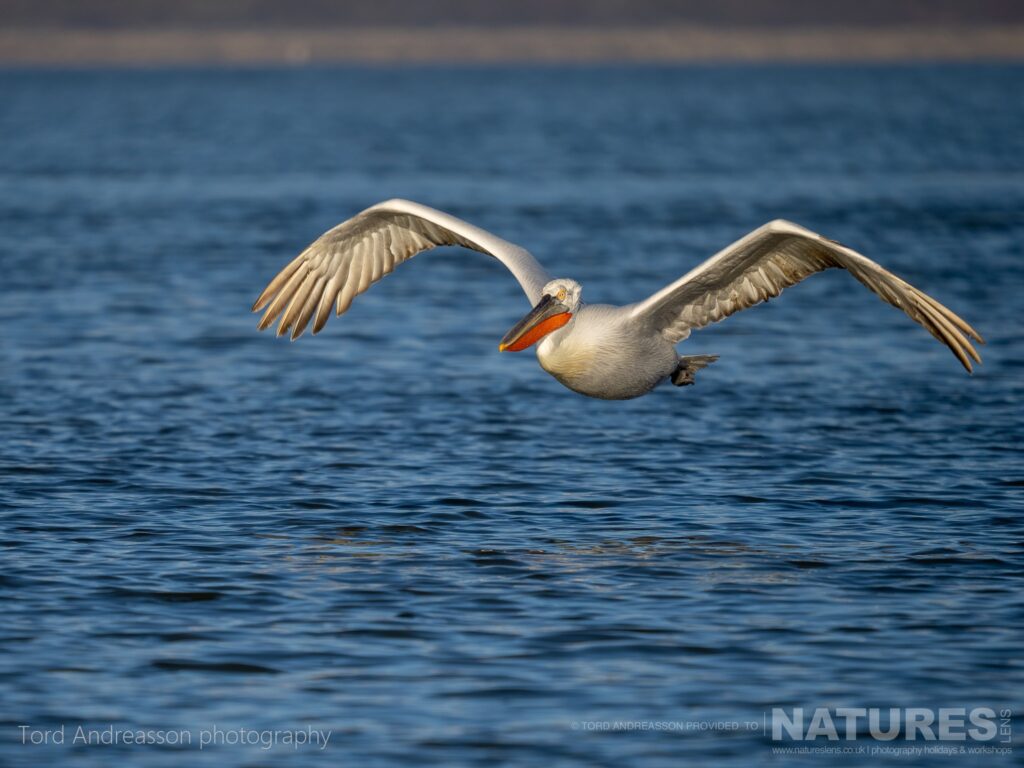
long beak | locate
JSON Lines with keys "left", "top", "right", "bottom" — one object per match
{"left": 499, "top": 294, "right": 572, "bottom": 352}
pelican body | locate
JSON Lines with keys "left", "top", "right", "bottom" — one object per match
{"left": 524, "top": 304, "right": 677, "bottom": 400}
{"left": 253, "top": 199, "right": 982, "bottom": 400}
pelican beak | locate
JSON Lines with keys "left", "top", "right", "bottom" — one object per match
{"left": 499, "top": 294, "right": 572, "bottom": 352}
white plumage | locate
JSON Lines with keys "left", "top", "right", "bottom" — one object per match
{"left": 253, "top": 199, "right": 982, "bottom": 400}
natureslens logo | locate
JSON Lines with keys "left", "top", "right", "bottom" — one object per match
{"left": 770, "top": 707, "right": 1012, "bottom": 743}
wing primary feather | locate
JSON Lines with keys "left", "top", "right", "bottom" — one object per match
{"left": 336, "top": 252, "right": 362, "bottom": 317}
{"left": 291, "top": 272, "right": 327, "bottom": 340}
{"left": 277, "top": 269, "right": 320, "bottom": 337}
{"left": 914, "top": 299, "right": 973, "bottom": 372}
{"left": 312, "top": 271, "right": 343, "bottom": 334}
{"left": 368, "top": 234, "right": 385, "bottom": 283}
{"left": 355, "top": 238, "right": 374, "bottom": 293}
{"left": 918, "top": 295, "right": 981, "bottom": 364}
{"left": 915, "top": 287, "right": 984, "bottom": 344}
{"left": 376, "top": 229, "right": 395, "bottom": 274}
{"left": 257, "top": 264, "right": 310, "bottom": 330}
{"left": 252, "top": 251, "right": 305, "bottom": 312}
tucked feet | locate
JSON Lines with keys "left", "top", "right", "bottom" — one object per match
{"left": 671, "top": 355, "right": 720, "bottom": 386}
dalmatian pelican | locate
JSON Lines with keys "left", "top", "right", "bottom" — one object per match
{"left": 252, "top": 199, "right": 982, "bottom": 400}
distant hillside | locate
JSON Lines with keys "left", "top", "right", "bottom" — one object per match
{"left": 2, "top": 0, "right": 1023, "bottom": 29}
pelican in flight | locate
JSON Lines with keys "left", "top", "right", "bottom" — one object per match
{"left": 253, "top": 199, "right": 982, "bottom": 400}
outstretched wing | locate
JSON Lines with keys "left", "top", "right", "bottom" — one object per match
{"left": 629, "top": 220, "right": 983, "bottom": 372}
{"left": 253, "top": 199, "right": 551, "bottom": 339}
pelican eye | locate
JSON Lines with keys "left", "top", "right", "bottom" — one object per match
{"left": 557, "top": 288, "right": 567, "bottom": 302}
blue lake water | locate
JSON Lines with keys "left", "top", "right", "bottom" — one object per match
{"left": 0, "top": 65, "right": 1022, "bottom": 766}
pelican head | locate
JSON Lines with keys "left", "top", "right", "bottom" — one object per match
{"left": 499, "top": 279, "right": 581, "bottom": 352}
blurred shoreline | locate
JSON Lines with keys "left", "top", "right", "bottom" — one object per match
{"left": 1, "top": 25, "right": 1022, "bottom": 65}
